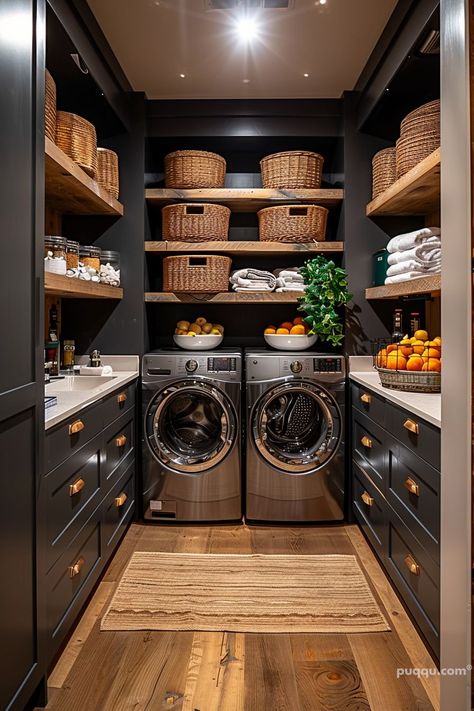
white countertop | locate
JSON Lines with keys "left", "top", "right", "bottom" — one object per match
{"left": 45, "top": 356, "right": 139, "bottom": 430}
{"left": 348, "top": 357, "right": 441, "bottom": 428}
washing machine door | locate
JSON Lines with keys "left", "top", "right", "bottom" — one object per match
{"left": 252, "top": 381, "right": 341, "bottom": 473}
{"left": 145, "top": 380, "right": 237, "bottom": 473}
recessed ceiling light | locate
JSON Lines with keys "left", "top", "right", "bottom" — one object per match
{"left": 242, "top": 78, "right": 250, "bottom": 83}
{"left": 319, "top": 0, "right": 327, "bottom": 4}
{"left": 303, "top": 73, "right": 309, "bottom": 78}
{"left": 179, "top": 73, "right": 186, "bottom": 78}
{"left": 235, "top": 15, "right": 260, "bottom": 42}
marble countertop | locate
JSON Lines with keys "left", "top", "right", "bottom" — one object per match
{"left": 348, "top": 357, "right": 441, "bottom": 428}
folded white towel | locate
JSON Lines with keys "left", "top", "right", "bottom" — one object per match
{"left": 386, "top": 228, "right": 441, "bottom": 253}
{"left": 386, "top": 260, "right": 441, "bottom": 277}
{"left": 233, "top": 284, "right": 274, "bottom": 292}
{"left": 387, "top": 240, "right": 441, "bottom": 266}
{"left": 276, "top": 285, "right": 306, "bottom": 293}
{"left": 277, "top": 271, "right": 304, "bottom": 282}
{"left": 230, "top": 268, "right": 276, "bottom": 290}
{"left": 385, "top": 270, "right": 439, "bottom": 285}
{"left": 273, "top": 267, "right": 300, "bottom": 277}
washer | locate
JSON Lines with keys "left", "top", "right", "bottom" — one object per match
{"left": 245, "top": 350, "right": 345, "bottom": 522}
{"left": 142, "top": 349, "right": 242, "bottom": 522}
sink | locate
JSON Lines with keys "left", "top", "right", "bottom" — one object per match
{"left": 46, "top": 375, "right": 117, "bottom": 392}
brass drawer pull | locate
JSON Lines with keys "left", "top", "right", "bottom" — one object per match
{"left": 361, "top": 491, "right": 374, "bottom": 507}
{"left": 117, "top": 392, "right": 127, "bottom": 404}
{"left": 68, "top": 557, "right": 85, "bottom": 579}
{"left": 69, "top": 478, "right": 85, "bottom": 496}
{"left": 360, "top": 393, "right": 372, "bottom": 404}
{"left": 403, "top": 418, "right": 419, "bottom": 435}
{"left": 114, "top": 492, "right": 128, "bottom": 508}
{"left": 116, "top": 434, "right": 127, "bottom": 448}
{"left": 360, "top": 435, "right": 372, "bottom": 449}
{"left": 404, "top": 477, "right": 420, "bottom": 496}
{"left": 69, "top": 419, "right": 85, "bottom": 436}
{"left": 404, "top": 554, "right": 420, "bottom": 576}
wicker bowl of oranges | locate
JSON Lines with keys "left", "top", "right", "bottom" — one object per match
{"left": 263, "top": 317, "right": 317, "bottom": 351}
{"left": 374, "top": 330, "right": 441, "bottom": 392}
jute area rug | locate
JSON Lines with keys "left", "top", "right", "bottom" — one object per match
{"left": 101, "top": 552, "right": 390, "bottom": 634}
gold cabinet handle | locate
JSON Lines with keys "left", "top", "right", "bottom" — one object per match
{"left": 404, "top": 477, "right": 420, "bottom": 496}
{"left": 69, "top": 419, "right": 85, "bottom": 436}
{"left": 360, "top": 393, "right": 372, "bottom": 404}
{"left": 116, "top": 434, "right": 127, "bottom": 448}
{"left": 69, "top": 478, "right": 85, "bottom": 496}
{"left": 404, "top": 554, "right": 420, "bottom": 576}
{"left": 117, "top": 392, "right": 127, "bottom": 404}
{"left": 360, "top": 435, "right": 372, "bottom": 449}
{"left": 403, "top": 418, "right": 419, "bottom": 435}
{"left": 68, "top": 557, "right": 85, "bottom": 579}
{"left": 361, "top": 491, "right": 374, "bottom": 507}
{"left": 114, "top": 492, "right": 128, "bottom": 508}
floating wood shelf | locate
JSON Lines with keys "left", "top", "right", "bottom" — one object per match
{"left": 366, "top": 148, "right": 440, "bottom": 217}
{"left": 145, "top": 291, "right": 303, "bottom": 304}
{"left": 45, "top": 137, "right": 124, "bottom": 216}
{"left": 145, "top": 187, "right": 344, "bottom": 212}
{"left": 365, "top": 274, "right": 441, "bottom": 300}
{"left": 145, "top": 240, "right": 344, "bottom": 255}
{"left": 45, "top": 273, "right": 123, "bottom": 299}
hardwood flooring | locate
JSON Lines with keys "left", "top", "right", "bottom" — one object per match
{"left": 39, "top": 522, "right": 439, "bottom": 711}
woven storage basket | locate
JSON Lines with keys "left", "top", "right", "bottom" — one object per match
{"left": 165, "top": 150, "right": 226, "bottom": 188}
{"left": 372, "top": 147, "right": 396, "bottom": 199}
{"left": 258, "top": 204, "right": 328, "bottom": 243}
{"left": 55, "top": 111, "right": 97, "bottom": 178}
{"left": 97, "top": 148, "right": 119, "bottom": 199}
{"left": 260, "top": 151, "right": 324, "bottom": 189}
{"left": 377, "top": 367, "right": 440, "bottom": 393}
{"left": 45, "top": 69, "right": 56, "bottom": 143}
{"left": 396, "top": 100, "right": 440, "bottom": 178}
{"left": 395, "top": 134, "right": 440, "bottom": 178}
{"left": 163, "top": 254, "right": 232, "bottom": 293}
{"left": 162, "top": 203, "right": 230, "bottom": 242}
{"left": 400, "top": 100, "right": 440, "bottom": 135}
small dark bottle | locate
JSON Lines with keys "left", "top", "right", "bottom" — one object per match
{"left": 392, "top": 308, "right": 404, "bottom": 342}
{"left": 410, "top": 312, "right": 421, "bottom": 336}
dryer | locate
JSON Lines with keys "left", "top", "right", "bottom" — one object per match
{"left": 142, "top": 350, "right": 242, "bottom": 522}
{"left": 245, "top": 350, "right": 345, "bottom": 522}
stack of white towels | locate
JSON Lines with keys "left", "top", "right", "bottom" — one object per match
{"left": 384, "top": 227, "right": 441, "bottom": 285}
{"left": 229, "top": 266, "right": 307, "bottom": 293}
{"left": 274, "top": 267, "right": 306, "bottom": 293}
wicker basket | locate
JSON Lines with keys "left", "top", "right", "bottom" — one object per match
{"left": 371, "top": 147, "right": 396, "bottom": 199}
{"left": 162, "top": 203, "right": 230, "bottom": 242}
{"left": 400, "top": 100, "right": 440, "bottom": 135}
{"left": 55, "top": 111, "right": 97, "bottom": 178}
{"left": 163, "top": 254, "right": 232, "bottom": 293}
{"left": 164, "top": 150, "right": 226, "bottom": 189}
{"left": 395, "top": 134, "right": 440, "bottom": 178}
{"left": 258, "top": 204, "right": 328, "bottom": 243}
{"left": 260, "top": 151, "right": 324, "bottom": 189}
{"left": 97, "top": 148, "right": 119, "bottom": 199}
{"left": 377, "top": 367, "right": 441, "bottom": 393}
{"left": 45, "top": 69, "right": 56, "bottom": 143}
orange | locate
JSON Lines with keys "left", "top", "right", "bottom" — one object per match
{"left": 422, "top": 348, "right": 441, "bottom": 359}
{"left": 433, "top": 336, "right": 442, "bottom": 346}
{"left": 422, "top": 359, "right": 441, "bottom": 372}
{"left": 386, "top": 344, "right": 399, "bottom": 354}
{"left": 290, "top": 325, "right": 305, "bottom": 335}
{"left": 425, "top": 340, "right": 441, "bottom": 350}
{"left": 376, "top": 348, "right": 388, "bottom": 368}
{"left": 264, "top": 327, "right": 276, "bottom": 335}
{"left": 399, "top": 345, "right": 413, "bottom": 357}
{"left": 386, "top": 353, "right": 407, "bottom": 370}
{"left": 267, "top": 324, "right": 276, "bottom": 330}
{"left": 293, "top": 316, "right": 305, "bottom": 325}
{"left": 276, "top": 328, "right": 290, "bottom": 335}
{"left": 414, "top": 329, "right": 429, "bottom": 341}
{"left": 280, "top": 322, "right": 294, "bottom": 331}
{"left": 411, "top": 339, "right": 425, "bottom": 354}
{"left": 406, "top": 355, "right": 424, "bottom": 371}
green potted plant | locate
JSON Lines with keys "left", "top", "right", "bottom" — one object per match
{"left": 298, "top": 256, "right": 352, "bottom": 347}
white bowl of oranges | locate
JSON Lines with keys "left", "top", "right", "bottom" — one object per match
{"left": 263, "top": 317, "right": 317, "bottom": 351}
{"left": 174, "top": 317, "right": 224, "bottom": 351}
{"left": 375, "top": 330, "right": 441, "bottom": 392}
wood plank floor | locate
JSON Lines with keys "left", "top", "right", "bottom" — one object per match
{"left": 39, "top": 522, "right": 440, "bottom": 711}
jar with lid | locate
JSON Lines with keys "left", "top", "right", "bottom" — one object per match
{"left": 99, "top": 250, "right": 121, "bottom": 287}
{"left": 44, "top": 236, "right": 67, "bottom": 275}
{"left": 79, "top": 245, "right": 101, "bottom": 281}
{"left": 66, "top": 240, "right": 79, "bottom": 275}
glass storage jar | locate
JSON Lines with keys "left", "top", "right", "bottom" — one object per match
{"left": 99, "top": 250, "right": 121, "bottom": 287}
{"left": 79, "top": 245, "right": 101, "bottom": 281}
{"left": 66, "top": 239, "right": 79, "bottom": 274}
{"left": 44, "top": 235, "right": 67, "bottom": 275}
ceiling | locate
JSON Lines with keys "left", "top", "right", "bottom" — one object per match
{"left": 87, "top": 0, "right": 398, "bottom": 100}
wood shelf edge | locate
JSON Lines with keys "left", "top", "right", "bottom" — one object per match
{"left": 144, "top": 240, "right": 344, "bottom": 253}
{"left": 45, "top": 273, "right": 124, "bottom": 299}
{"left": 144, "top": 291, "right": 302, "bottom": 303}
{"left": 365, "top": 274, "right": 441, "bottom": 300}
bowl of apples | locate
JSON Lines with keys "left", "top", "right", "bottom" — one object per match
{"left": 173, "top": 317, "right": 224, "bottom": 350}
{"left": 374, "top": 330, "right": 441, "bottom": 392}
{"left": 263, "top": 317, "right": 317, "bottom": 351}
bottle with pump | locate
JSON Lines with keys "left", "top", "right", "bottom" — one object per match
{"left": 391, "top": 308, "right": 404, "bottom": 342}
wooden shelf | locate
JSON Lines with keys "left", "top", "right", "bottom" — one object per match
{"left": 145, "top": 187, "right": 344, "bottom": 212}
{"left": 366, "top": 148, "right": 440, "bottom": 217}
{"left": 45, "top": 137, "right": 124, "bottom": 216}
{"left": 145, "top": 291, "right": 303, "bottom": 304}
{"left": 45, "top": 273, "right": 123, "bottom": 299}
{"left": 145, "top": 240, "right": 344, "bottom": 255}
{"left": 365, "top": 274, "right": 440, "bottom": 300}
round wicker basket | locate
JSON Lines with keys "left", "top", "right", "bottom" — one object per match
{"left": 164, "top": 150, "right": 226, "bottom": 189}
{"left": 56, "top": 111, "right": 97, "bottom": 178}
{"left": 371, "top": 147, "right": 396, "bottom": 198}
{"left": 45, "top": 69, "right": 56, "bottom": 143}
{"left": 377, "top": 367, "right": 440, "bottom": 393}
{"left": 260, "top": 151, "right": 324, "bottom": 189}
{"left": 258, "top": 204, "right": 328, "bottom": 243}
{"left": 97, "top": 148, "right": 119, "bottom": 199}
{"left": 162, "top": 203, "right": 230, "bottom": 242}
{"left": 163, "top": 254, "right": 232, "bottom": 293}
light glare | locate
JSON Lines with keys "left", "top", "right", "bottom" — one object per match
{"left": 235, "top": 16, "right": 259, "bottom": 42}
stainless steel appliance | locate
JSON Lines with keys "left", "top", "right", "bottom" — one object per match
{"left": 142, "top": 350, "right": 242, "bottom": 521}
{"left": 245, "top": 350, "right": 345, "bottom": 522}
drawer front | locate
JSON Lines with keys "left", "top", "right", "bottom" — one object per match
{"left": 387, "top": 442, "right": 440, "bottom": 561}
{"left": 103, "top": 465, "right": 135, "bottom": 552}
{"left": 352, "top": 463, "right": 387, "bottom": 560}
{"left": 386, "top": 402, "right": 440, "bottom": 469}
{"left": 46, "top": 400, "right": 104, "bottom": 472}
{"left": 103, "top": 413, "right": 135, "bottom": 486}
{"left": 352, "top": 382, "right": 386, "bottom": 427}
{"left": 352, "top": 411, "right": 387, "bottom": 491}
{"left": 45, "top": 433, "right": 103, "bottom": 572}
{"left": 101, "top": 381, "right": 136, "bottom": 427}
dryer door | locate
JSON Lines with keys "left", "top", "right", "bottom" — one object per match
{"left": 252, "top": 381, "right": 341, "bottom": 473}
{"left": 145, "top": 380, "right": 237, "bottom": 473}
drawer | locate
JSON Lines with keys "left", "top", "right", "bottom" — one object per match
{"left": 386, "top": 402, "right": 440, "bottom": 469}
{"left": 45, "top": 400, "right": 104, "bottom": 472}
{"left": 45, "top": 433, "right": 103, "bottom": 572}
{"left": 386, "top": 514, "right": 439, "bottom": 655}
{"left": 351, "top": 382, "right": 386, "bottom": 427}
{"left": 102, "top": 464, "right": 135, "bottom": 552}
{"left": 103, "top": 412, "right": 135, "bottom": 487}
{"left": 101, "top": 381, "right": 136, "bottom": 427}
{"left": 352, "top": 410, "right": 387, "bottom": 491}
{"left": 352, "top": 462, "right": 387, "bottom": 560}
{"left": 387, "top": 442, "right": 440, "bottom": 562}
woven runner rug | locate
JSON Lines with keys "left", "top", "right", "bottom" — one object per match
{"left": 101, "top": 552, "right": 390, "bottom": 633}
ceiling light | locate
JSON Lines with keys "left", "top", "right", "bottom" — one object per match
{"left": 235, "top": 15, "right": 260, "bottom": 42}
{"left": 319, "top": 0, "right": 327, "bottom": 4}
{"left": 179, "top": 73, "right": 186, "bottom": 78}
{"left": 303, "top": 73, "right": 309, "bottom": 78}
{"left": 242, "top": 78, "right": 250, "bottom": 83}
